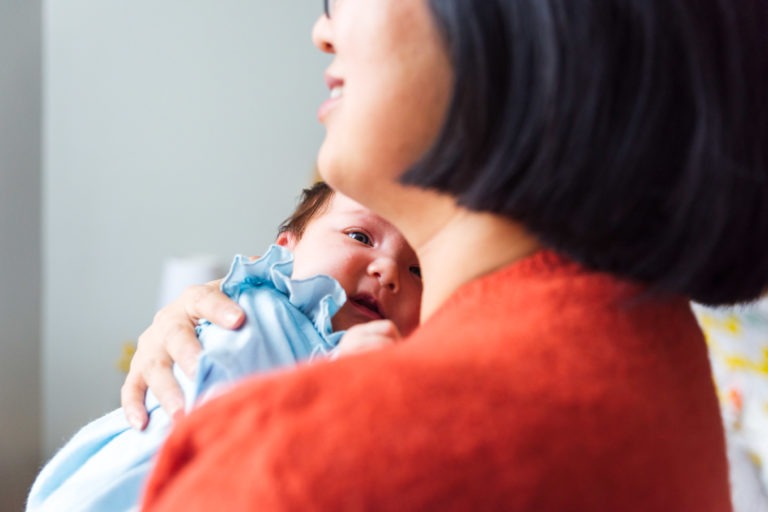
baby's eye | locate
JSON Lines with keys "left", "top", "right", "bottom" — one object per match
{"left": 347, "top": 231, "right": 372, "bottom": 246}
{"left": 409, "top": 266, "right": 422, "bottom": 279}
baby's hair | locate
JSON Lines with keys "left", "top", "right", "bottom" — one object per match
{"left": 278, "top": 181, "right": 335, "bottom": 239}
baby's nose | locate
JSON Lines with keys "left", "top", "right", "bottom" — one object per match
{"left": 368, "top": 257, "right": 399, "bottom": 293}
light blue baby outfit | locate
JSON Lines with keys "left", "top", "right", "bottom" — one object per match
{"left": 27, "top": 245, "right": 346, "bottom": 512}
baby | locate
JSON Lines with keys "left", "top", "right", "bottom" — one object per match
{"left": 27, "top": 182, "right": 422, "bottom": 512}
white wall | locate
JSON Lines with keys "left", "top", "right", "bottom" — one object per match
{"left": 43, "top": 1, "right": 328, "bottom": 456}
{"left": 0, "top": 2, "right": 42, "bottom": 508}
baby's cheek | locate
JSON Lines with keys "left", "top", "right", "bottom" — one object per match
{"left": 398, "top": 310, "right": 420, "bottom": 337}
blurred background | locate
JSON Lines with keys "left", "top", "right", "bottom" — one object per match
{"left": 0, "top": 1, "right": 327, "bottom": 508}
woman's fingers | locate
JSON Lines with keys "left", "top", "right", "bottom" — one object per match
{"left": 153, "top": 306, "right": 203, "bottom": 380}
{"left": 119, "top": 280, "right": 244, "bottom": 429}
{"left": 182, "top": 281, "right": 245, "bottom": 331}
{"left": 120, "top": 371, "right": 150, "bottom": 430}
{"left": 120, "top": 323, "right": 187, "bottom": 428}
{"left": 170, "top": 281, "right": 244, "bottom": 376}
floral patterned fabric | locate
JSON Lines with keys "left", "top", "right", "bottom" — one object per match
{"left": 694, "top": 299, "right": 768, "bottom": 512}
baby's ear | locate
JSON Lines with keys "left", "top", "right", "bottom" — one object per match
{"left": 276, "top": 231, "right": 298, "bottom": 250}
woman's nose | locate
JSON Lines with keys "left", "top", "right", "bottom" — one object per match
{"left": 368, "top": 258, "right": 400, "bottom": 293}
{"left": 312, "top": 14, "right": 335, "bottom": 54}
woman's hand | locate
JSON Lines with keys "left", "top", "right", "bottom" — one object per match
{"left": 332, "top": 320, "right": 402, "bottom": 359}
{"left": 120, "top": 280, "right": 245, "bottom": 430}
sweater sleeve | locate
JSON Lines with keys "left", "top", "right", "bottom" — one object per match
{"left": 142, "top": 350, "right": 481, "bottom": 511}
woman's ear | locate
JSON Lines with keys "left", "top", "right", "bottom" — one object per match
{"left": 276, "top": 231, "right": 298, "bottom": 250}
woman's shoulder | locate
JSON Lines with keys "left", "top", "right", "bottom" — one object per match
{"left": 424, "top": 248, "right": 697, "bottom": 344}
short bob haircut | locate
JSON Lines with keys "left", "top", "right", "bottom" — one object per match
{"left": 403, "top": 0, "right": 768, "bottom": 305}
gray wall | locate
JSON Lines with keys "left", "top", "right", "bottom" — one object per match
{"left": 0, "top": 4, "right": 326, "bottom": 506}
{"left": 0, "top": 1, "right": 42, "bottom": 509}
{"left": 42, "top": 0, "right": 327, "bottom": 458}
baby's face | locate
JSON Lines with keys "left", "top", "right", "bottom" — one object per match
{"left": 279, "top": 193, "right": 422, "bottom": 336}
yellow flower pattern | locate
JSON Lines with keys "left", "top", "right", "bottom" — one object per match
{"left": 693, "top": 300, "right": 768, "bottom": 510}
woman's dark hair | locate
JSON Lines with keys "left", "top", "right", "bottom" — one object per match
{"left": 278, "top": 181, "right": 334, "bottom": 239}
{"left": 404, "top": 0, "right": 768, "bottom": 305}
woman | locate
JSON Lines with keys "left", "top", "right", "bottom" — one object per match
{"left": 128, "top": 0, "right": 768, "bottom": 510}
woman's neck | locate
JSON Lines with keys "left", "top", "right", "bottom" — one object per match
{"left": 414, "top": 207, "right": 540, "bottom": 323}
{"left": 371, "top": 185, "right": 541, "bottom": 324}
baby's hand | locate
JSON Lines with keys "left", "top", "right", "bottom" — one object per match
{"left": 333, "top": 320, "right": 402, "bottom": 359}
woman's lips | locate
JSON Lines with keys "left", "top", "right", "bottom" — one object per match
{"left": 318, "top": 74, "right": 344, "bottom": 121}
{"left": 317, "top": 95, "right": 341, "bottom": 121}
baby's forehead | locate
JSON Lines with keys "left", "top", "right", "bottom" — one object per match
{"left": 323, "top": 194, "right": 412, "bottom": 248}
{"left": 326, "top": 194, "right": 390, "bottom": 227}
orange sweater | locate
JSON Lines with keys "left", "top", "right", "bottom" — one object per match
{"left": 143, "top": 250, "right": 731, "bottom": 511}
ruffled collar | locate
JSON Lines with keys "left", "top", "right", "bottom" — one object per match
{"left": 221, "top": 244, "right": 347, "bottom": 348}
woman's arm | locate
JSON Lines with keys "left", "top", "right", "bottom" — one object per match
{"left": 120, "top": 280, "right": 245, "bottom": 430}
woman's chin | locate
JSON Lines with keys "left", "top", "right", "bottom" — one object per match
{"left": 315, "top": 144, "right": 344, "bottom": 186}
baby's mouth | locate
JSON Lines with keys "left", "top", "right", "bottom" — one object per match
{"left": 348, "top": 294, "right": 384, "bottom": 320}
